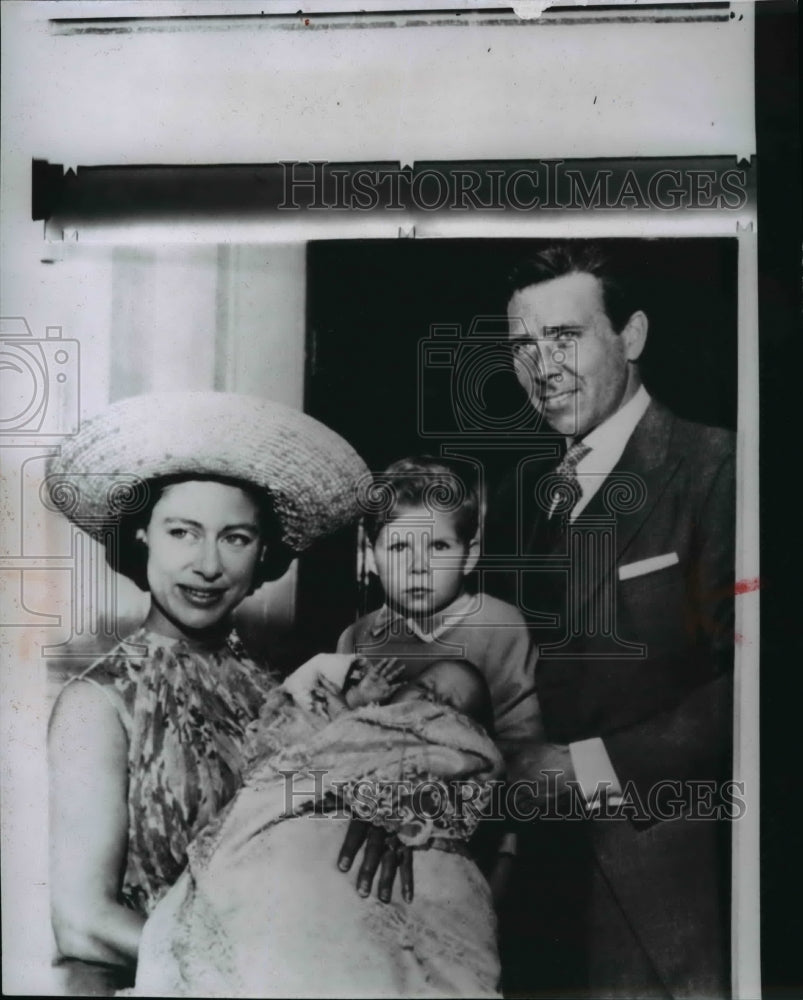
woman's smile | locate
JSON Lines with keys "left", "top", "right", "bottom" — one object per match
{"left": 177, "top": 584, "right": 229, "bottom": 607}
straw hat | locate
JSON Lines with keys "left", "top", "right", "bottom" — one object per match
{"left": 45, "top": 392, "right": 369, "bottom": 553}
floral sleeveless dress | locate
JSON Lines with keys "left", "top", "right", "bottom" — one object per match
{"left": 70, "top": 627, "right": 278, "bottom": 914}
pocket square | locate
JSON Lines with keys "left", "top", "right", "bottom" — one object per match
{"left": 618, "top": 552, "right": 679, "bottom": 581}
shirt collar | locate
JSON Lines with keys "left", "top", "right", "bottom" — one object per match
{"left": 562, "top": 385, "right": 651, "bottom": 521}
{"left": 572, "top": 385, "right": 651, "bottom": 473}
{"left": 370, "top": 591, "right": 477, "bottom": 642}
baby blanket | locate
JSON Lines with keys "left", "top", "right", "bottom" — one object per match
{"left": 132, "top": 692, "right": 504, "bottom": 998}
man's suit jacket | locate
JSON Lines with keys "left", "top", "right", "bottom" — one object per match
{"left": 486, "top": 401, "right": 736, "bottom": 998}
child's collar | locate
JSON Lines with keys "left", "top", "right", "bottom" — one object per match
{"left": 370, "top": 591, "right": 478, "bottom": 642}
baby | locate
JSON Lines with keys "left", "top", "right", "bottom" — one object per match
{"left": 313, "top": 654, "right": 494, "bottom": 737}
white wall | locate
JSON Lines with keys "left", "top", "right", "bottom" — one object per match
{"left": 17, "top": 242, "right": 307, "bottom": 652}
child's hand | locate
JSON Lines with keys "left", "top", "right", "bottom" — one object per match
{"left": 345, "top": 657, "right": 404, "bottom": 708}
{"left": 310, "top": 675, "right": 350, "bottom": 719}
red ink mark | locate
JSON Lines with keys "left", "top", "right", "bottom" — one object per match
{"left": 304, "top": 18, "right": 310, "bottom": 25}
{"left": 734, "top": 578, "right": 761, "bottom": 595}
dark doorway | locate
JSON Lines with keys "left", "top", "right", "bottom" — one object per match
{"left": 296, "top": 236, "right": 738, "bottom": 656}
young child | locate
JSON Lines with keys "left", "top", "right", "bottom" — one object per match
{"left": 338, "top": 455, "right": 543, "bottom": 761}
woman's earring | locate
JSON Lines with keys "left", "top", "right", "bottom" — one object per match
{"left": 135, "top": 528, "right": 147, "bottom": 545}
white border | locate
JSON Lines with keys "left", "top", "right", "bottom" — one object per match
{"left": 1, "top": 3, "right": 761, "bottom": 996}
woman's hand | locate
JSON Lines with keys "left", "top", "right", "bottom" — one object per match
{"left": 283, "top": 653, "right": 360, "bottom": 712}
{"left": 336, "top": 820, "right": 414, "bottom": 903}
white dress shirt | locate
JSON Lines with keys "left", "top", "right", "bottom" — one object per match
{"left": 566, "top": 386, "right": 652, "bottom": 807}
{"left": 569, "top": 384, "right": 652, "bottom": 521}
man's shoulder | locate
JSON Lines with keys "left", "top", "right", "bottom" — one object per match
{"left": 665, "top": 408, "right": 735, "bottom": 455}
{"left": 649, "top": 404, "right": 735, "bottom": 476}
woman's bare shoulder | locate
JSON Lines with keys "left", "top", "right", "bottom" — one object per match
{"left": 49, "top": 677, "right": 128, "bottom": 752}
{"left": 49, "top": 636, "right": 145, "bottom": 740}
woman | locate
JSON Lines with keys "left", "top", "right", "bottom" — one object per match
{"left": 46, "top": 391, "right": 368, "bottom": 982}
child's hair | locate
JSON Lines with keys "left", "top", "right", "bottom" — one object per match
{"left": 363, "top": 456, "right": 480, "bottom": 546}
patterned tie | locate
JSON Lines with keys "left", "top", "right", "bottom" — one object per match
{"left": 548, "top": 440, "right": 592, "bottom": 518}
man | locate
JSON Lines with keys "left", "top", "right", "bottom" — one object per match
{"left": 487, "top": 242, "right": 736, "bottom": 999}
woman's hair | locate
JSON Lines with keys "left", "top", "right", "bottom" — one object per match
{"left": 109, "top": 474, "right": 294, "bottom": 592}
{"left": 363, "top": 456, "right": 480, "bottom": 546}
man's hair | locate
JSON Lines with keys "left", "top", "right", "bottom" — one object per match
{"left": 363, "top": 456, "right": 480, "bottom": 546}
{"left": 507, "top": 241, "right": 640, "bottom": 334}
{"left": 110, "top": 474, "right": 294, "bottom": 591}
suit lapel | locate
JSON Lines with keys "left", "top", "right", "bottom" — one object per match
{"left": 576, "top": 401, "right": 682, "bottom": 564}
{"left": 564, "top": 402, "right": 683, "bottom": 632}
{"left": 520, "top": 406, "right": 683, "bottom": 624}
{"left": 520, "top": 441, "right": 565, "bottom": 557}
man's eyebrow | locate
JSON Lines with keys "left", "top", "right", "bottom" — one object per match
{"left": 509, "top": 324, "right": 584, "bottom": 340}
{"left": 543, "top": 324, "right": 584, "bottom": 335}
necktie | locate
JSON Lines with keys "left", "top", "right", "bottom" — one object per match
{"left": 525, "top": 440, "right": 593, "bottom": 632}
{"left": 548, "top": 440, "right": 592, "bottom": 518}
